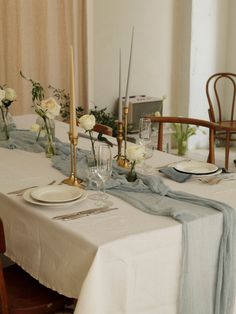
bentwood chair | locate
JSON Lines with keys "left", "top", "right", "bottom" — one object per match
{"left": 0, "top": 218, "right": 74, "bottom": 314}
{"left": 148, "top": 116, "right": 231, "bottom": 166}
{"left": 206, "top": 72, "right": 236, "bottom": 169}
{"left": 92, "top": 123, "right": 113, "bottom": 136}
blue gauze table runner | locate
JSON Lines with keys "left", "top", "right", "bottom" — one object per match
{"left": 1, "top": 130, "right": 236, "bottom": 314}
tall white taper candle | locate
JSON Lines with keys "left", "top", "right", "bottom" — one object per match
{"left": 118, "top": 48, "right": 122, "bottom": 122}
{"left": 124, "top": 27, "right": 134, "bottom": 108}
{"left": 70, "top": 45, "right": 77, "bottom": 138}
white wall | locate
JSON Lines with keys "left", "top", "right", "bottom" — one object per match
{"left": 87, "top": 0, "right": 175, "bottom": 115}
{"left": 188, "top": 0, "right": 229, "bottom": 149}
{"left": 227, "top": 0, "right": 236, "bottom": 72}
{"left": 189, "top": 0, "right": 228, "bottom": 120}
{"left": 87, "top": 0, "right": 235, "bottom": 136}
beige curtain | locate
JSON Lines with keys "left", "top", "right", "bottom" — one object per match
{"left": 0, "top": 0, "right": 88, "bottom": 115}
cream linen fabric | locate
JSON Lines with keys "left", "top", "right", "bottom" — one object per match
{"left": 0, "top": 115, "right": 236, "bottom": 314}
{"left": 0, "top": 0, "right": 88, "bottom": 115}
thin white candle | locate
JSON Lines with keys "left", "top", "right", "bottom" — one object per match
{"left": 124, "top": 27, "right": 134, "bottom": 108}
{"left": 118, "top": 48, "right": 122, "bottom": 122}
{"left": 70, "top": 45, "right": 77, "bottom": 138}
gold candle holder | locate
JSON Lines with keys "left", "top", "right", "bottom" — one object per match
{"left": 62, "top": 133, "right": 84, "bottom": 188}
{"left": 116, "top": 121, "right": 125, "bottom": 167}
{"left": 116, "top": 107, "right": 129, "bottom": 168}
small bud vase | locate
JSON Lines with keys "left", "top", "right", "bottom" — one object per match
{"left": 0, "top": 107, "right": 14, "bottom": 141}
{"left": 43, "top": 118, "right": 56, "bottom": 158}
{"left": 126, "top": 161, "right": 138, "bottom": 182}
{"left": 177, "top": 140, "right": 187, "bottom": 156}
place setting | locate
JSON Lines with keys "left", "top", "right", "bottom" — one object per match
{"left": 158, "top": 159, "right": 224, "bottom": 183}
{"left": 21, "top": 185, "right": 88, "bottom": 208}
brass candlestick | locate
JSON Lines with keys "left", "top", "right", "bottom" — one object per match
{"left": 63, "top": 133, "right": 84, "bottom": 188}
{"left": 117, "top": 107, "right": 129, "bottom": 168}
{"left": 116, "top": 121, "right": 125, "bottom": 166}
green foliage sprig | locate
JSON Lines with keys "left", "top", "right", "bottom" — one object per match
{"left": 20, "top": 71, "right": 44, "bottom": 105}
{"left": 90, "top": 106, "right": 117, "bottom": 136}
{"left": 172, "top": 123, "right": 197, "bottom": 143}
{"left": 20, "top": 71, "right": 118, "bottom": 136}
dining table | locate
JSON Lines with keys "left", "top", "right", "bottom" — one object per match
{"left": 1, "top": 114, "right": 236, "bottom": 314}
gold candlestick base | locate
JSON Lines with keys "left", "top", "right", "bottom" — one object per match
{"left": 117, "top": 157, "right": 130, "bottom": 168}
{"left": 62, "top": 176, "right": 83, "bottom": 187}
{"left": 63, "top": 133, "right": 85, "bottom": 189}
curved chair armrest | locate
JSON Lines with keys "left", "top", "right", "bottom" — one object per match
{"left": 147, "top": 116, "right": 236, "bottom": 164}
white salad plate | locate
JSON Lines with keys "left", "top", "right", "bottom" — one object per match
{"left": 30, "top": 185, "right": 83, "bottom": 203}
{"left": 174, "top": 160, "right": 219, "bottom": 175}
{"left": 23, "top": 188, "right": 87, "bottom": 207}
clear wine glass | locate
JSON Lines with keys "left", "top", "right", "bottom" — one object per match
{"left": 138, "top": 118, "right": 155, "bottom": 174}
{"left": 139, "top": 117, "right": 152, "bottom": 147}
{"left": 96, "top": 143, "right": 112, "bottom": 202}
{"left": 86, "top": 154, "right": 103, "bottom": 201}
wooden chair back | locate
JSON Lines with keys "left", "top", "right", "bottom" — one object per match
{"left": 147, "top": 116, "right": 233, "bottom": 165}
{"left": 93, "top": 123, "right": 113, "bottom": 136}
{"left": 206, "top": 72, "right": 236, "bottom": 123}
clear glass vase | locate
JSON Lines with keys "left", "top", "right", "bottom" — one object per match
{"left": 44, "top": 118, "right": 56, "bottom": 158}
{"left": 36, "top": 117, "right": 55, "bottom": 140}
{"left": 177, "top": 140, "right": 187, "bottom": 156}
{"left": 0, "top": 107, "right": 14, "bottom": 141}
{"left": 126, "top": 162, "right": 138, "bottom": 182}
{"left": 45, "top": 136, "right": 56, "bottom": 158}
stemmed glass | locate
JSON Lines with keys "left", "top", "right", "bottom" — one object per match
{"left": 86, "top": 153, "right": 102, "bottom": 201}
{"left": 86, "top": 143, "right": 112, "bottom": 205}
{"left": 139, "top": 117, "right": 152, "bottom": 148}
{"left": 138, "top": 117, "right": 154, "bottom": 174}
{"left": 97, "top": 143, "right": 112, "bottom": 201}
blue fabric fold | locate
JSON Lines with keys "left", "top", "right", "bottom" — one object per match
{"left": 1, "top": 129, "right": 235, "bottom": 314}
{"left": 159, "top": 166, "right": 192, "bottom": 182}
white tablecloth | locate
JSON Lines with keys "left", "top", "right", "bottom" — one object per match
{"left": 0, "top": 114, "right": 236, "bottom": 314}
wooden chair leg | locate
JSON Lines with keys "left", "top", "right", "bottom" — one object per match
{"left": 157, "top": 122, "right": 163, "bottom": 151}
{"left": 207, "top": 128, "right": 215, "bottom": 164}
{"left": 225, "top": 132, "right": 230, "bottom": 170}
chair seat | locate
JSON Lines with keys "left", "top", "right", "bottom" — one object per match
{"left": 3, "top": 264, "right": 74, "bottom": 314}
{"left": 217, "top": 120, "right": 236, "bottom": 129}
{"left": 215, "top": 121, "right": 236, "bottom": 141}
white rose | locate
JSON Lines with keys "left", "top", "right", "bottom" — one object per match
{"left": 30, "top": 123, "right": 41, "bottom": 133}
{"left": 40, "top": 97, "right": 61, "bottom": 119}
{"left": 4, "top": 88, "right": 17, "bottom": 101}
{"left": 126, "top": 145, "right": 145, "bottom": 162}
{"left": 0, "top": 89, "right": 6, "bottom": 102}
{"left": 154, "top": 111, "right": 161, "bottom": 117}
{"left": 79, "top": 114, "right": 96, "bottom": 131}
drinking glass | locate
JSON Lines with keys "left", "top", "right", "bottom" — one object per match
{"left": 139, "top": 117, "right": 152, "bottom": 147}
{"left": 138, "top": 118, "right": 155, "bottom": 174}
{"left": 97, "top": 143, "right": 112, "bottom": 200}
{"left": 86, "top": 154, "right": 103, "bottom": 201}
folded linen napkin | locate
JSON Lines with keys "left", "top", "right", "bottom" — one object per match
{"left": 159, "top": 166, "right": 192, "bottom": 182}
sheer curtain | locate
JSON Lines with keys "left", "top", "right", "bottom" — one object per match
{"left": 0, "top": 0, "right": 88, "bottom": 115}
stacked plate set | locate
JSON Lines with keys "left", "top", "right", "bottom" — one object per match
{"left": 173, "top": 160, "right": 221, "bottom": 176}
{"left": 22, "top": 185, "right": 87, "bottom": 207}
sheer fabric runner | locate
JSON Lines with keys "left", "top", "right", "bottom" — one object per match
{"left": 1, "top": 130, "right": 236, "bottom": 314}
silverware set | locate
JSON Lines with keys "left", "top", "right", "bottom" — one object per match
{"left": 53, "top": 207, "right": 118, "bottom": 221}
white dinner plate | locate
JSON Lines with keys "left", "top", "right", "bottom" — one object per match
{"left": 31, "top": 185, "right": 83, "bottom": 203}
{"left": 174, "top": 160, "right": 219, "bottom": 175}
{"left": 23, "top": 188, "right": 87, "bottom": 207}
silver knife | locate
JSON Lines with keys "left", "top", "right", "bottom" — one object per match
{"left": 7, "top": 185, "right": 38, "bottom": 195}
{"left": 53, "top": 207, "right": 118, "bottom": 220}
